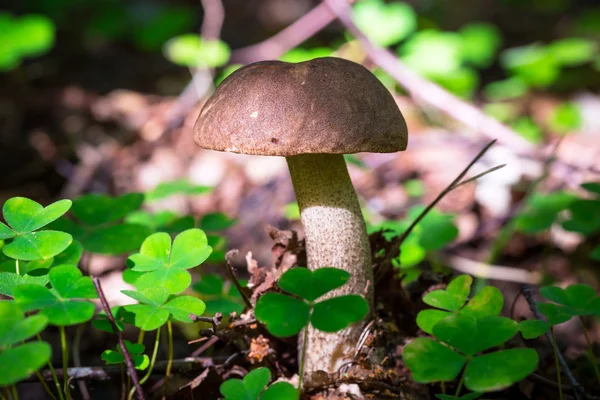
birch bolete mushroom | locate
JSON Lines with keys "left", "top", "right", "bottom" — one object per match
{"left": 193, "top": 57, "right": 407, "bottom": 379}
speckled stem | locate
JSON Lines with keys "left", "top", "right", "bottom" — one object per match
{"left": 286, "top": 153, "right": 373, "bottom": 383}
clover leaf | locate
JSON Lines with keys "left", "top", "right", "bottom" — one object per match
{"left": 192, "top": 274, "right": 245, "bottom": 316}
{"left": 127, "top": 229, "right": 212, "bottom": 294}
{"left": 538, "top": 283, "right": 600, "bottom": 324}
{"left": 71, "top": 193, "right": 144, "bottom": 226}
{"left": 220, "top": 367, "right": 298, "bottom": 400}
{"left": 13, "top": 265, "right": 97, "bottom": 326}
{"left": 0, "top": 197, "right": 73, "bottom": 261}
{"left": 0, "top": 301, "right": 48, "bottom": 348}
{"left": 145, "top": 179, "right": 211, "bottom": 202}
{"left": 101, "top": 340, "right": 149, "bottom": 370}
{"left": 404, "top": 314, "right": 538, "bottom": 392}
{"left": 353, "top": 0, "right": 416, "bottom": 47}
{"left": 0, "top": 341, "right": 52, "bottom": 386}
{"left": 122, "top": 287, "right": 206, "bottom": 331}
{"left": 417, "top": 276, "right": 503, "bottom": 334}
{"left": 254, "top": 267, "right": 369, "bottom": 337}
{"left": 518, "top": 320, "right": 550, "bottom": 339}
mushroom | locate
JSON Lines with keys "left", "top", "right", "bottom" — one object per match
{"left": 193, "top": 57, "right": 407, "bottom": 380}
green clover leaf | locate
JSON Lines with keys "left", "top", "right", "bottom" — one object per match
{"left": 2, "top": 197, "right": 71, "bottom": 234}
{"left": 220, "top": 367, "right": 298, "bottom": 400}
{"left": 0, "top": 341, "right": 52, "bottom": 386}
{"left": 518, "top": 320, "right": 550, "bottom": 339}
{"left": 353, "top": 0, "right": 416, "bottom": 47}
{"left": 403, "top": 338, "right": 467, "bottom": 383}
{"left": 101, "top": 340, "right": 149, "bottom": 370}
{"left": 13, "top": 265, "right": 97, "bottom": 326}
{"left": 255, "top": 267, "right": 369, "bottom": 337}
{"left": 0, "top": 301, "right": 48, "bottom": 348}
{"left": 71, "top": 193, "right": 144, "bottom": 226}
{"left": 127, "top": 229, "right": 212, "bottom": 293}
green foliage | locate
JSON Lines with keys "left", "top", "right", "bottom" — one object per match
{"left": 405, "top": 275, "right": 538, "bottom": 393}
{"left": 547, "top": 102, "right": 582, "bottom": 134}
{"left": 255, "top": 267, "right": 368, "bottom": 337}
{"left": 538, "top": 284, "right": 600, "bottom": 324}
{"left": 514, "top": 191, "right": 576, "bottom": 233}
{"left": 0, "top": 198, "right": 73, "bottom": 261}
{"left": 220, "top": 367, "right": 298, "bottom": 400}
{"left": 164, "top": 34, "right": 230, "bottom": 68}
{"left": 123, "top": 287, "right": 206, "bottom": 331}
{"left": 51, "top": 193, "right": 152, "bottom": 255}
{"left": 192, "top": 274, "right": 245, "bottom": 315}
{"left": 458, "top": 23, "right": 502, "bottom": 68}
{"left": 353, "top": 0, "right": 416, "bottom": 47}
{"left": 511, "top": 117, "right": 543, "bottom": 144}
{"left": 101, "top": 340, "right": 149, "bottom": 370}
{"left": 280, "top": 48, "right": 332, "bottom": 63}
{"left": 518, "top": 319, "right": 550, "bottom": 339}
{"left": 126, "top": 229, "right": 212, "bottom": 294}
{"left": 145, "top": 179, "right": 211, "bottom": 202}
{"left": 0, "top": 13, "right": 55, "bottom": 71}
{"left": 13, "top": 265, "right": 97, "bottom": 326}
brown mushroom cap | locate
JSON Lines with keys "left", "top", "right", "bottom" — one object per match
{"left": 193, "top": 57, "right": 407, "bottom": 156}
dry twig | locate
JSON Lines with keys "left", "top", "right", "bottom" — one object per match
{"left": 93, "top": 277, "right": 145, "bottom": 400}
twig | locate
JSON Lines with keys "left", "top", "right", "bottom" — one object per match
{"left": 445, "top": 255, "right": 541, "bottom": 284}
{"left": 380, "top": 139, "right": 500, "bottom": 272}
{"left": 324, "top": 0, "right": 534, "bottom": 153}
{"left": 163, "top": 0, "right": 226, "bottom": 134}
{"left": 231, "top": 2, "right": 336, "bottom": 63}
{"left": 93, "top": 277, "right": 146, "bottom": 400}
{"left": 521, "top": 285, "right": 586, "bottom": 400}
{"left": 225, "top": 250, "right": 253, "bottom": 310}
{"left": 27, "top": 357, "right": 224, "bottom": 383}
{"left": 188, "top": 313, "right": 223, "bottom": 344}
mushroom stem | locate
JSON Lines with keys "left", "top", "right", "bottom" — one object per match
{"left": 286, "top": 153, "right": 373, "bottom": 379}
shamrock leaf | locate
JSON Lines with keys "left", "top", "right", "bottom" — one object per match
{"left": 122, "top": 288, "right": 206, "bottom": 331}
{"left": 255, "top": 267, "right": 369, "bottom": 337}
{"left": 2, "top": 197, "right": 71, "bottom": 234}
{"left": 463, "top": 348, "right": 538, "bottom": 392}
{"left": 518, "top": 320, "right": 550, "bottom": 339}
{"left": 0, "top": 271, "right": 49, "bottom": 297}
{"left": 403, "top": 338, "right": 466, "bottom": 383}
{"left": 278, "top": 267, "right": 350, "bottom": 302}
{"left": 101, "top": 340, "right": 149, "bottom": 370}
{"left": 220, "top": 367, "right": 298, "bottom": 400}
{"left": 127, "top": 229, "right": 212, "bottom": 293}
{"left": 145, "top": 179, "right": 211, "bottom": 202}
{"left": 13, "top": 265, "right": 97, "bottom": 326}
{"left": 539, "top": 284, "right": 599, "bottom": 317}
{"left": 71, "top": 193, "right": 144, "bottom": 226}
{"left": 353, "top": 0, "right": 416, "bottom": 47}
{"left": 3, "top": 231, "right": 72, "bottom": 261}
{"left": 423, "top": 275, "right": 472, "bottom": 312}
{"left": 0, "top": 301, "right": 48, "bottom": 348}
{"left": 0, "top": 341, "right": 52, "bottom": 386}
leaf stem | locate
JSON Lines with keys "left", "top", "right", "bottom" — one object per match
{"left": 297, "top": 325, "right": 309, "bottom": 394}
{"left": 15, "top": 260, "right": 19, "bottom": 276}
{"left": 9, "top": 386, "right": 17, "bottom": 400}
{"left": 36, "top": 371, "right": 57, "bottom": 400}
{"left": 164, "top": 320, "right": 174, "bottom": 393}
{"left": 38, "top": 334, "right": 64, "bottom": 400}
{"left": 59, "top": 326, "right": 70, "bottom": 399}
{"left": 453, "top": 368, "right": 465, "bottom": 399}
{"left": 580, "top": 317, "right": 600, "bottom": 384}
{"left": 550, "top": 327, "right": 564, "bottom": 400}
{"left": 129, "top": 329, "right": 161, "bottom": 400}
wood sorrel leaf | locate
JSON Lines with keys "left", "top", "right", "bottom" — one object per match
{"left": 464, "top": 348, "right": 538, "bottom": 392}
{"left": 460, "top": 286, "right": 503, "bottom": 318}
{"left": 71, "top": 193, "right": 144, "bottom": 226}
{"left": 3, "top": 197, "right": 71, "bottom": 233}
{"left": 278, "top": 267, "right": 350, "bottom": 302}
{"left": 311, "top": 295, "right": 368, "bottom": 333}
{"left": 423, "top": 275, "right": 472, "bottom": 312}
{"left": 255, "top": 293, "right": 310, "bottom": 337}
{"left": 403, "top": 338, "right": 466, "bottom": 383}
{"left": 3, "top": 231, "right": 72, "bottom": 260}
{"left": 0, "top": 342, "right": 51, "bottom": 385}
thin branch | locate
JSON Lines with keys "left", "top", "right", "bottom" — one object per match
{"left": 225, "top": 250, "right": 253, "bottom": 310}
{"left": 445, "top": 255, "right": 541, "bottom": 284}
{"left": 28, "top": 357, "right": 222, "bottom": 383}
{"left": 200, "top": 0, "right": 225, "bottom": 40}
{"left": 323, "top": 0, "right": 534, "bottom": 153}
{"left": 93, "top": 277, "right": 145, "bottom": 400}
{"left": 521, "top": 285, "right": 586, "bottom": 400}
{"left": 231, "top": 2, "right": 336, "bottom": 64}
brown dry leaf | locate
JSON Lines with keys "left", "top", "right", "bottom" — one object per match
{"left": 248, "top": 335, "right": 270, "bottom": 364}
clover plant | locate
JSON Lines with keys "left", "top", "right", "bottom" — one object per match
{"left": 255, "top": 267, "right": 368, "bottom": 337}
{"left": 220, "top": 367, "right": 297, "bottom": 400}
{"left": 102, "top": 340, "right": 149, "bottom": 371}
{"left": 405, "top": 275, "right": 538, "bottom": 395}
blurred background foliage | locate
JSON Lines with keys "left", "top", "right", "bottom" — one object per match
{"left": 2, "top": 0, "right": 599, "bottom": 140}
